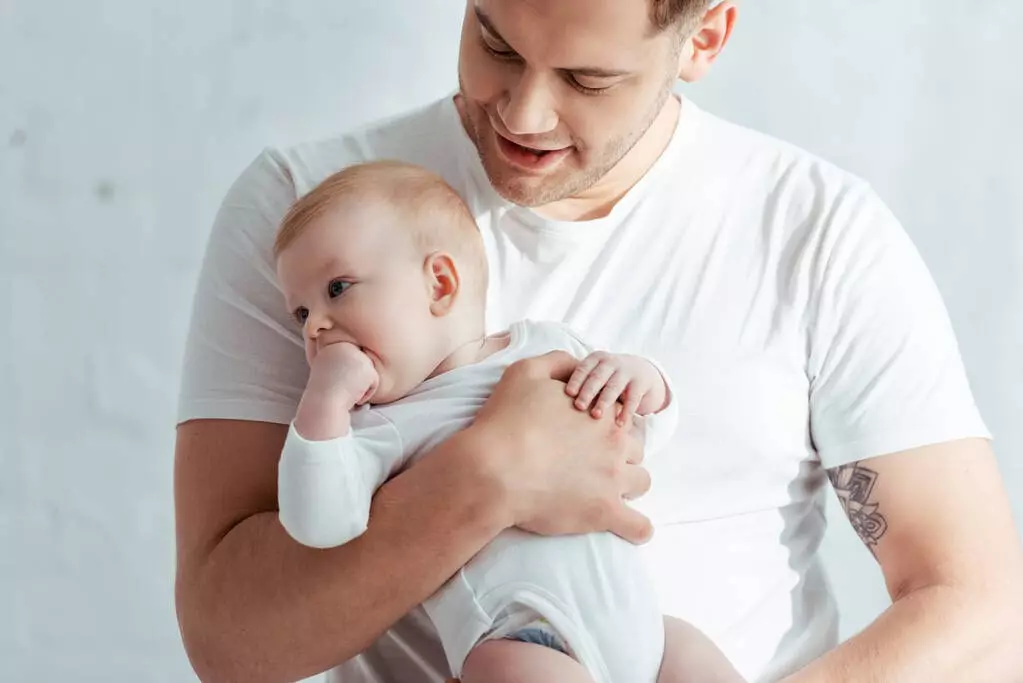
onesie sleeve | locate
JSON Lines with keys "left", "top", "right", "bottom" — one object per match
{"left": 636, "top": 356, "right": 679, "bottom": 458}
{"left": 277, "top": 409, "right": 404, "bottom": 548}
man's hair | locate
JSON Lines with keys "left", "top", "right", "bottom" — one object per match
{"left": 275, "top": 160, "right": 488, "bottom": 295}
{"left": 649, "top": 0, "right": 712, "bottom": 33}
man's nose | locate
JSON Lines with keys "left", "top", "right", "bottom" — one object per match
{"left": 498, "top": 69, "right": 559, "bottom": 136}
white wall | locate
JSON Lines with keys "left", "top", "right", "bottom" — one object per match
{"left": 1, "top": 1, "right": 1019, "bottom": 681}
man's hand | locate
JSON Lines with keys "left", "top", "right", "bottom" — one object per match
{"left": 566, "top": 351, "right": 669, "bottom": 425}
{"left": 471, "top": 351, "right": 653, "bottom": 544}
{"left": 294, "top": 342, "right": 379, "bottom": 440}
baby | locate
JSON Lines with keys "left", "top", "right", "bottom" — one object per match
{"left": 274, "top": 161, "right": 744, "bottom": 683}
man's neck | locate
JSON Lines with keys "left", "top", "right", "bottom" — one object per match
{"left": 534, "top": 94, "right": 681, "bottom": 222}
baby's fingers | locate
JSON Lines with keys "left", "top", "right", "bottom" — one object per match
{"left": 592, "top": 371, "right": 628, "bottom": 419}
{"left": 574, "top": 361, "right": 616, "bottom": 412}
{"left": 617, "top": 385, "right": 645, "bottom": 426}
{"left": 565, "top": 354, "right": 601, "bottom": 398}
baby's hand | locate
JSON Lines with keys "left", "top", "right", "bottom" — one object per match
{"left": 565, "top": 352, "right": 668, "bottom": 426}
{"left": 305, "top": 341, "right": 379, "bottom": 407}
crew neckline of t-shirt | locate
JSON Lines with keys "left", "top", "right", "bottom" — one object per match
{"left": 446, "top": 93, "right": 703, "bottom": 241}
{"left": 408, "top": 321, "right": 531, "bottom": 397}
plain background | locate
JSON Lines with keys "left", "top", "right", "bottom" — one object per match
{"left": 2, "top": 1, "right": 1020, "bottom": 681}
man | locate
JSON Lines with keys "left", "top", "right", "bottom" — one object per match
{"left": 174, "top": 1, "right": 1023, "bottom": 681}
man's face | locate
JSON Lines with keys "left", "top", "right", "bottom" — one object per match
{"left": 457, "top": 0, "right": 683, "bottom": 208}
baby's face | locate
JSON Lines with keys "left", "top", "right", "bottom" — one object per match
{"left": 276, "top": 199, "right": 440, "bottom": 404}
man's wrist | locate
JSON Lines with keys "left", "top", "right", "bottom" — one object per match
{"left": 452, "top": 422, "right": 518, "bottom": 531}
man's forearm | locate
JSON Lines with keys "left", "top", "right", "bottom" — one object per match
{"left": 177, "top": 427, "right": 509, "bottom": 683}
{"left": 781, "top": 581, "right": 1023, "bottom": 683}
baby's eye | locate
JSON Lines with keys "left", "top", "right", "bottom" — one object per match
{"left": 293, "top": 307, "right": 309, "bottom": 324}
{"left": 328, "top": 279, "right": 350, "bottom": 298}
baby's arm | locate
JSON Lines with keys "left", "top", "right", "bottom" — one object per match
{"left": 278, "top": 342, "right": 392, "bottom": 549}
{"left": 293, "top": 341, "right": 379, "bottom": 441}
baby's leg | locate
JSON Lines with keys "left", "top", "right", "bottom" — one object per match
{"left": 657, "top": 616, "right": 746, "bottom": 683}
{"left": 461, "top": 639, "right": 595, "bottom": 683}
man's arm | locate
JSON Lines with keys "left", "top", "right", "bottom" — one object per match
{"left": 782, "top": 438, "right": 1023, "bottom": 683}
{"left": 175, "top": 418, "right": 506, "bottom": 683}
{"left": 175, "top": 353, "right": 651, "bottom": 683}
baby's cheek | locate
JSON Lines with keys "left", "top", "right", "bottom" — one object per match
{"left": 304, "top": 338, "right": 316, "bottom": 367}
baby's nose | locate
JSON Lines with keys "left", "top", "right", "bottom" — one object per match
{"left": 304, "top": 310, "right": 334, "bottom": 339}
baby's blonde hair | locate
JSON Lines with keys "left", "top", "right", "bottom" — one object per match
{"left": 275, "top": 160, "right": 488, "bottom": 296}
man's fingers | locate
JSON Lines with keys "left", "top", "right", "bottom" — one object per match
{"left": 621, "top": 461, "right": 652, "bottom": 500}
{"left": 607, "top": 502, "right": 654, "bottom": 545}
{"left": 529, "top": 350, "right": 581, "bottom": 382}
{"left": 622, "top": 425, "right": 645, "bottom": 465}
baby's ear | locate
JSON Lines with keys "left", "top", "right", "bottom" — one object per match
{"left": 424, "top": 252, "right": 460, "bottom": 316}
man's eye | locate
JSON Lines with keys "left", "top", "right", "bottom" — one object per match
{"left": 293, "top": 307, "right": 309, "bottom": 324}
{"left": 480, "top": 36, "right": 516, "bottom": 59}
{"left": 568, "top": 75, "right": 614, "bottom": 96}
{"left": 328, "top": 280, "right": 350, "bottom": 298}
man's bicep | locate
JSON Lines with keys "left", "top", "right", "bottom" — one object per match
{"left": 178, "top": 150, "right": 309, "bottom": 425}
{"left": 826, "top": 438, "right": 1023, "bottom": 597}
{"left": 174, "top": 419, "right": 287, "bottom": 571}
{"left": 175, "top": 151, "right": 307, "bottom": 566}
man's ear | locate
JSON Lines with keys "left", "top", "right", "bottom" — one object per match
{"left": 424, "top": 252, "right": 460, "bottom": 317}
{"left": 677, "top": 2, "right": 738, "bottom": 83}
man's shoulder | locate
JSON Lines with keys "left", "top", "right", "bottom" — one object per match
{"left": 263, "top": 96, "right": 464, "bottom": 197}
{"left": 692, "top": 103, "right": 870, "bottom": 199}
{"left": 675, "top": 101, "right": 889, "bottom": 249}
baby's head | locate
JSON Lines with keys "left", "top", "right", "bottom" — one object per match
{"left": 275, "top": 160, "right": 488, "bottom": 403}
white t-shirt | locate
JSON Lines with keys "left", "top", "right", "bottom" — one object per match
{"left": 178, "top": 95, "right": 989, "bottom": 682}
{"left": 277, "top": 320, "right": 676, "bottom": 682}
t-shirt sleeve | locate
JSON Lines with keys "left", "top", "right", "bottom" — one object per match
{"left": 277, "top": 409, "right": 404, "bottom": 548}
{"left": 808, "top": 186, "right": 990, "bottom": 469}
{"left": 177, "top": 149, "right": 309, "bottom": 425}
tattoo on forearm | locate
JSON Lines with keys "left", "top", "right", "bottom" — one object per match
{"left": 827, "top": 462, "right": 888, "bottom": 557}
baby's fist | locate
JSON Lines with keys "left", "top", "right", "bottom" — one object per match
{"left": 306, "top": 342, "right": 379, "bottom": 406}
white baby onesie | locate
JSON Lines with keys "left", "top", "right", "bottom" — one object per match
{"left": 278, "top": 320, "right": 678, "bottom": 681}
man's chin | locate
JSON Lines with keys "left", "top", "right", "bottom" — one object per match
{"left": 480, "top": 156, "right": 571, "bottom": 208}
{"left": 491, "top": 178, "right": 553, "bottom": 208}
